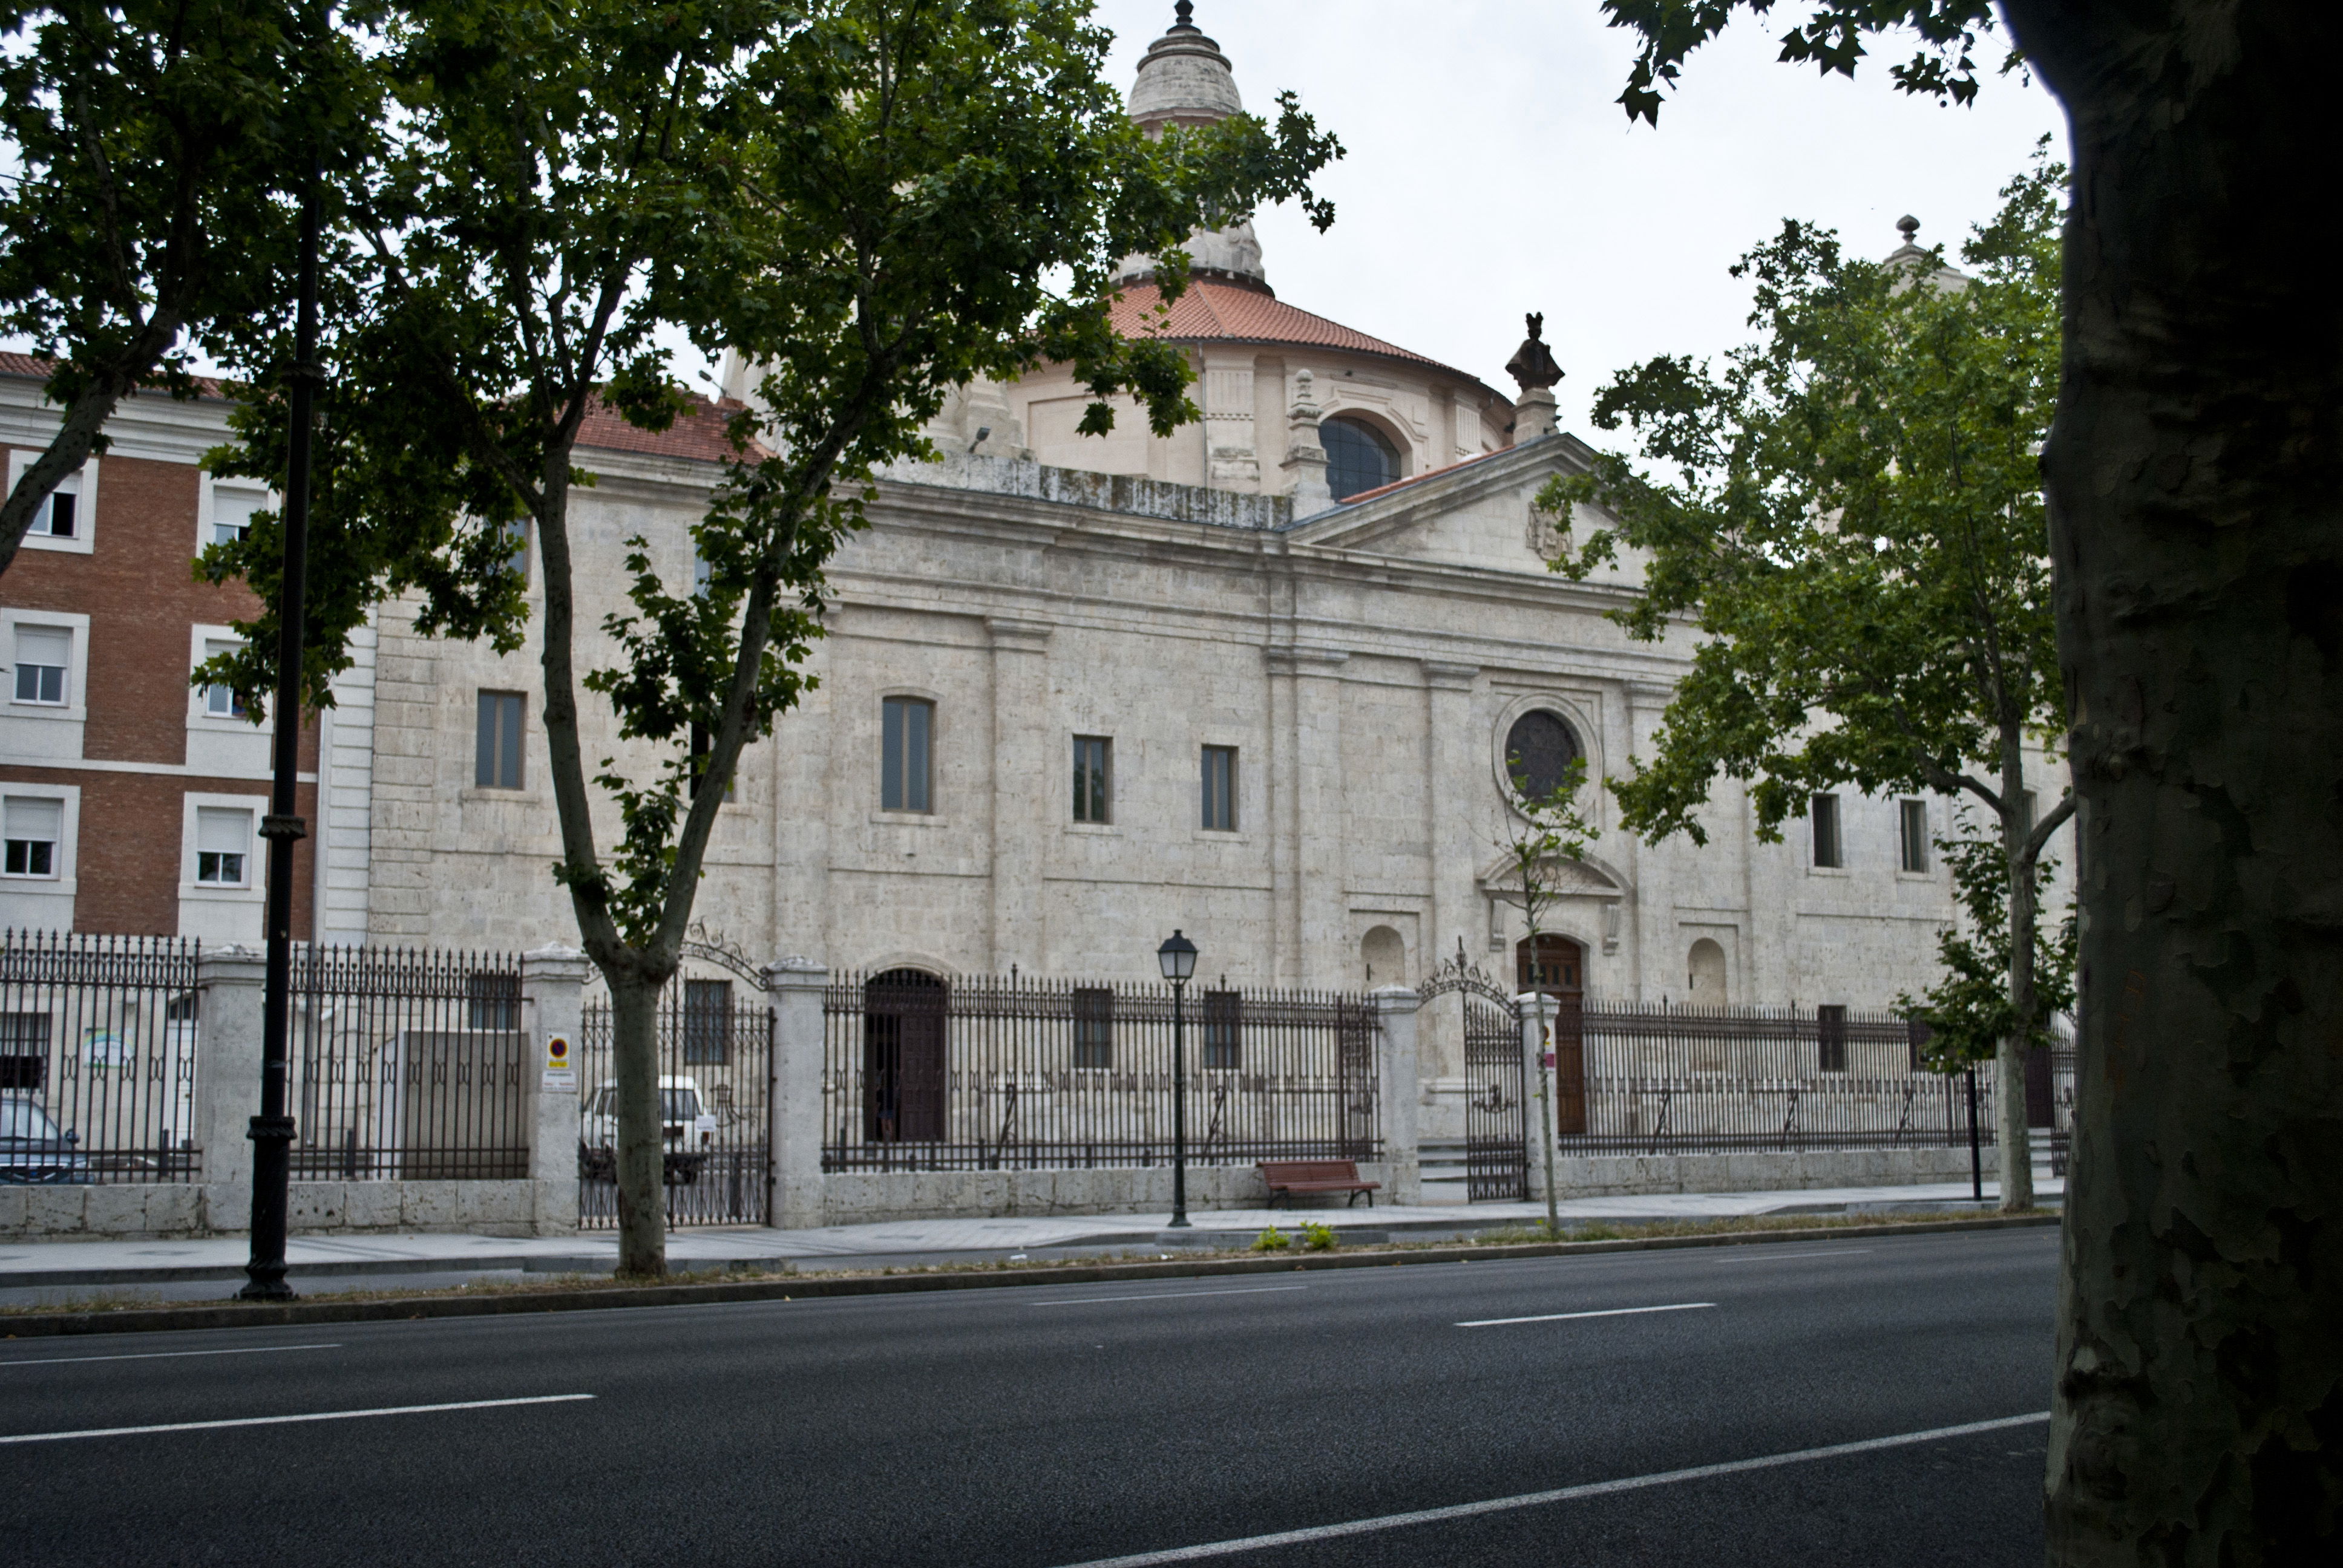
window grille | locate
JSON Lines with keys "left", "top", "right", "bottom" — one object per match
{"left": 683, "top": 979, "right": 733, "bottom": 1064}
{"left": 1073, "top": 987, "right": 1113, "bottom": 1068}
{"left": 1202, "top": 990, "right": 1242, "bottom": 1069}
{"left": 1818, "top": 1004, "right": 1849, "bottom": 1073}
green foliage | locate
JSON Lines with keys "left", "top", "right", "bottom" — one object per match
{"left": 1252, "top": 1226, "right": 1290, "bottom": 1252}
{"left": 1300, "top": 1220, "right": 1338, "bottom": 1252}
{"left": 0, "top": 0, "right": 381, "bottom": 566}
{"left": 1495, "top": 755, "right": 1596, "bottom": 932}
{"left": 1901, "top": 818, "right": 2076, "bottom": 1068}
{"left": 1543, "top": 146, "right": 2065, "bottom": 849}
{"left": 1599, "top": 1, "right": 2014, "bottom": 124}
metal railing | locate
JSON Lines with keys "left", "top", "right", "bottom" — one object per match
{"left": 1547, "top": 1000, "right": 2071, "bottom": 1154}
{"left": 577, "top": 977, "right": 771, "bottom": 1228}
{"left": 1, "top": 930, "right": 202, "bottom": 1183}
{"left": 289, "top": 946, "right": 529, "bottom": 1180}
{"left": 822, "top": 971, "right": 1379, "bottom": 1173}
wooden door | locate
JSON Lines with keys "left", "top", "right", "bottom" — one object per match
{"left": 1518, "top": 935, "right": 1587, "bottom": 1135}
{"left": 863, "top": 969, "right": 948, "bottom": 1143}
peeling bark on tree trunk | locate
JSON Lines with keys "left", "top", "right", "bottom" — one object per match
{"left": 2004, "top": 2, "right": 2343, "bottom": 1558}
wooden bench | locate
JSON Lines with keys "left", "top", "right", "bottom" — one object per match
{"left": 1257, "top": 1159, "right": 1380, "bottom": 1209}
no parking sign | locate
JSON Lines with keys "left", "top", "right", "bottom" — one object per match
{"left": 542, "top": 1033, "right": 577, "bottom": 1093}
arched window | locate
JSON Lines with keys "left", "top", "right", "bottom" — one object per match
{"left": 1504, "top": 710, "right": 1582, "bottom": 802}
{"left": 1322, "top": 416, "right": 1399, "bottom": 501}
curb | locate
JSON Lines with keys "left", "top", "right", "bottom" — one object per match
{"left": 0, "top": 1213, "right": 2059, "bottom": 1340}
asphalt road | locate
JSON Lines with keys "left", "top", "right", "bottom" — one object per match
{"left": 1, "top": 1227, "right": 2057, "bottom": 1567}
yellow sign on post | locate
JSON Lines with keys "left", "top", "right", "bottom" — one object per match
{"left": 542, "top": 1033, "right": 577, "bottom": 1093}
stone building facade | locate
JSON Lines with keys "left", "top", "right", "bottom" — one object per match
{"left": 0, "top": 9, "right": 2069, "bottom": 1153}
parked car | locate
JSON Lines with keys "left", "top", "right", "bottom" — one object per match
{"left": 578, "top": 1077, "right": 719, "bottom": 1184}
{"left": 1, "top": 1093, "right": 93, "bottom": 1184}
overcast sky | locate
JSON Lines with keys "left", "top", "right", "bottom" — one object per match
{"left": 1096, "top": 0, "right": 2064, "bottom": 437}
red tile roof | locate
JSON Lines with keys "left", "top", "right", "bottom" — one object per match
{"left": 1108, "top": 278, "right": 1486, "bottom": 385}
{"left": 0, "top": 351, "right": 229, "bottom": 398}
{"left": 576, "top": 392, "right": 756, "bottom": 463}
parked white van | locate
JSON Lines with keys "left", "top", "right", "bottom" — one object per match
{"left": 578, "top": 1077, "right": 719, "bottom": 1184}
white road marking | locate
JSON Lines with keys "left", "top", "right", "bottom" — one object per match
{"left": 1049, "top": 1411, "right": 2054, "bottom": 1566}
{"left": 1711, "top": 1248, "right": 1873, "bottom": 1262}
{"left": 0, "top": 1393, "right": 594, "bottom": 1445}
{"left": 1456, "top": 1301, "right": 1715, "bottom": 1328}
{"left": 0, "top": 1344, "right": 342, "bottom": 1369}
{"left": 1031, "top": 1286, "right": 1310, "bottom": 1307}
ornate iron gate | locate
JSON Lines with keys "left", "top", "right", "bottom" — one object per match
{"left": 1418, "top": 946, "right": 1526, "bottom": 1201}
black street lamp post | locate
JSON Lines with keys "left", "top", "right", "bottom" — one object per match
{"left": 1157, "top": 929, "right": 1198, "bottom": 1229}
{"left": 241, "top": 168, "right": 322, "bottom": 1302}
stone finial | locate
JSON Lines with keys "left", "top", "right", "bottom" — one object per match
{"left": 1175, "top": 0, "right": 1194, "bottom": 27}
{"left": 1505, "top": 312, "right": 1562, "bottom": 393}
{"left": 1281, "top": 369, "right": 1332, "bottom": 514}
{"left": 1897, "top": 214, "right": 1920, "bottom": 243}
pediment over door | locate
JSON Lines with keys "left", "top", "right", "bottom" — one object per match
{"left": 1476, "top": 852, "right": 1626, "bottom": 903}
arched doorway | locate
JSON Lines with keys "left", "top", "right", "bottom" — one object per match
{"left": 863, "top": 969, "right": 946, "bottom": 1143}
{"left": 1516, "top": 934, "right": 1587, "bottom": 1135}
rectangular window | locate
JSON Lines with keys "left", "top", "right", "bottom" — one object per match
{"left": 36, "top": 483, "right": 76, "bottom": 539}
{"left": 1810, "top": 793, "right": 1843, "bottom": 869}
{"left": 211, "top": 487, "right": 263, "bottom": 546}
{"left": 2, "top": 797, "right": 62, "bottom": 879}
{"left": 465, "top": 972, "right": 520, "bottom": 1031}
{"left": 1818, "top": 1004, "right": 1849, "bottom": 1073}
{"left": 475, "top": 690, "right": 525, "bottom": 789}
{"left": 12, "top": 625, "right": 70, "bottom": 705}
{"left": 202, "top": 638, "right": 247, "bottom": 719}
{"left": 0, "top": 1011, "right": 49, "bottom": 1090}
{"left": 1202, "top": 990, "right": 1242, "bottom": 1070}
{"left": 1898, "top": 799, "right": 1930, "bottom": 873}
{"left": 880, "top": 696, "right": 933, "bottom": 812}
{"left": 683, "top": 979, "right": 733, "bottom": 1063}
{"left": 1073, "top": 736, "right": 1112, "bottom": 824}
{"left": 502, "top": 520, "right": 529, "bottom": 583}
{"left": 1201, "top": 745, "right": 1237, "bottom": 832}
{"left": 195, "top": 806, "right": 252, "bottom": 886}
{"left": 1073, "top": 987, "right": 1113, "bottom": 1069}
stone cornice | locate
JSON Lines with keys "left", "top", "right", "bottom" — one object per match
{"left": 1421, "top": 659, "right": 1480, "bottom": 690}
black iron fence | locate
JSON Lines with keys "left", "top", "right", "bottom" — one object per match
{"left": 823, "top": 971, "right": 1379, "bottom": 1173}
{"left": 577, "top": 975, "right": 770, "bottom": 1227}
{"left": 1541, "top": 1000, "right": 2073, "bottom": 1155}
{"left": 289, "top": 946, "right": 529, "bottom": 1180}
{"left": 1, "top": 930, "right": 202, "bottom": 1183}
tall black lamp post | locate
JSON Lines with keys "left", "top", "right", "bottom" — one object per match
{"left": 241, "top": 168, "right": 322, "bottom": 1302}
{"left": 1157, "top": 929, "right": 1198, "bottom": 1229}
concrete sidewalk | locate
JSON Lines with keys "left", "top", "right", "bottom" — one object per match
{"left": 0, "top": 1172, "right": 2059, "bottom": 1305}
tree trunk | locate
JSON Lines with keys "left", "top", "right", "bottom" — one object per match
{"left": 2002, "top": 2, "right": 2343, "bottom": 1558}
{"left": 2000, "top": 742, "right": 2037, "bottom": 1214}
{"left": 609, "top": 976, "right": 666, "bottom": 1278}
{"left": 0, "top": 316, "right": 182, "bottom": 575}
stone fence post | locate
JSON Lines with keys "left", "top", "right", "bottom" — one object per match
{"left": 1369, "top": 985, "right": 1422, "bottom": 1206}
{"left": 1518, "top": 991, "right": 1554, "bottom": 1202}
{"left": 521, "top": 945, "right": 591, "bottom": 1235}
{"left": 191, "top": 945, "right": 266, "bottom": 1227}
{"left": 765, "top": 956, "right": 828, "bottom": 1230}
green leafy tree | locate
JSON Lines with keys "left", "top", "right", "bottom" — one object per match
{"left": 1545, "top": 151, "right": 2066, "bottom": 1210}
{"left": 1490, "top": 755, "right": 1594, "bottom": 1238}
{"left": 1594, "top": 5, "right": 2343, "bottom": 1557}
{"left": 0, "top": 0, "right": 376, "bottom": 573}
{"left": 202, "top": 0, "right": 1339, "bottom": 1278}
{"left": 1899, "top": 815, "right": 2076, "bottom": 1070}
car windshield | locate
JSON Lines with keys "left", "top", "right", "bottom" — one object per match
{"left": 662, "top": 1089, "right": 700, "bottom": 1122}
{"left": 1, "top": 1097, "right": 64, "bottom": 1141}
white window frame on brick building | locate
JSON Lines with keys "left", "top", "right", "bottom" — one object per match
{"left": 1, "top": 609, "right": 90, "bottom": 765}
{"left": 196, "top": 474, "right": 273, "bottom": 552}
{"left": 177, "top": 792, "right": 264, "bottom": 943}
{"left": 6, "top": 451, "right": 97, "bottom": 556}
{"left": 0, "top": 786, "right": 79, "bottom": 932}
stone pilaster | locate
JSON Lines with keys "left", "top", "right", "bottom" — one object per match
{"left": 765, "top": 956, "right": 828, "bottom": 1230}
{"left": 1265, "top": 644, "right": 1347, "bottom": 986}
{"left": 1280, "top": 370, "right": 1332, "bottom": 516}
{"left": 191, "top": 946, "right": 266, "bottom": 1223}
{"left": 1513, "top": 385, "right": 1558, "bottom": 443}
{"left": 1369, "top": 984, "right": 1423, "bottom": 1205}
{"left": 986, "top": 615, "right": 1054, "bottom": 970}
{"left": 520, "top": 944, "right": 591, "bottom": 1234}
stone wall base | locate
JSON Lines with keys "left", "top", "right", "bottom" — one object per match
{"left": 815, "top": 1163, "right": 1398, "bottom": 1226}
{"left": 1538, "top": 1146, "right": 1997, "bottom": 1198}
{"left": 0, "top": 1180, "right": 575, "bottom": 1241}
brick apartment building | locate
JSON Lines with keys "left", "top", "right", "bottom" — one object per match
{"left": 0, "top": 354, "right": 322, "bottom": 943}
